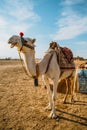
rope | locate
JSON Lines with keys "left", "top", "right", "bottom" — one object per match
{"left": 18, "top": 52, "right": 39, "bottom": 86}
{"left": 18, "top": 52, "right": 32, "bottom": 78}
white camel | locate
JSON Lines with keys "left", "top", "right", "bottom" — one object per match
{"left": 42, "top": 42, "right": 78, "bottom": 104}
{"left": 8, "top": 33, "right": 78, "bottom": 119}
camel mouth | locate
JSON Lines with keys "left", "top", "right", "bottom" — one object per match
{"left": 10, "top": 43, "right": 15, "bottom": 48}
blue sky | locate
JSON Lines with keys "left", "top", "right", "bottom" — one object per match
{"left": 0, "top": 0, "right": 87, "bottom": 59}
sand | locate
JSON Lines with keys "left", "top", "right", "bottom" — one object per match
{"left": 0, "top": 59, "right": 87, "bottom": 130}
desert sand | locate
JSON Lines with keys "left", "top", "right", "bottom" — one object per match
{"left": 0, "top": 59, "right": 87, "bottom": 130}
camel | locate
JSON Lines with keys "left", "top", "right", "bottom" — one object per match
{"left": 42, "top": 42, "right": 78, "bottom": 104}
{"left": 8, "top": 33, "right": 78, "bottom": 119}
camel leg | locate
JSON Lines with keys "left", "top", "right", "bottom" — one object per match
{"left": 49, "top": 78, "right": 58, "bottom": 119}
{"left": 43, "top": 75, "right": 52, "bottom": 110}
{"left": 69, "top": 78, "right": 74, "bottom": 103}
{"left": 63, "top": 79, "right": 69, "bottom": 103}
{"left": 71, "top": 71, "right": 78, "bottom": 102}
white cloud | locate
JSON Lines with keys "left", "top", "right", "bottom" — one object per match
{"left": 76, "top": 41, "right": 87, "bottom": 45}
{"left": 8, "top": 4, "right": 40, "bottom": 22}
{"left": 51, "top": 0, "right": 87, "bottom": 41}
{"left": 0, "top": 0, "right": 40, "bottom": 58}
{"left": 0, "top": 0, "right": 40, "bottom": 32}
{"left": 53, "top": 16, "right": 87, "bottom": 40}
{"left": 0, "top": 16, "right": 7, "bottom": 27}
{"left": 52, "top": 2, "right": 87, "bottom": 41}
{"left": 74, "top": 49, "right": 87, "bottom": 58}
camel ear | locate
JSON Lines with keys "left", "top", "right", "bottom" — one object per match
{"left": 32, "top": 39, "right": 36, "bottom": 44}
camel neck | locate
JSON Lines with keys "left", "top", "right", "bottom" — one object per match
{"left": 23, "top": 52, "right": 36, "bottom": 77}
{"left": 22, "top": 50, "right": 54, "bottom": 77}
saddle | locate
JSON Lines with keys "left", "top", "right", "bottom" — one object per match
{"left": 49, "top": 42, "right": 75, "bottom": 69}
{"left": 61, "top": 47, "right": 73, "bottom": 63}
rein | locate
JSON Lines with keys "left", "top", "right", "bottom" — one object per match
{"left": 18, "top": 52, "right": 32, "bottom": 78}
{"left": 45, "top": 53, "right": 53, "bottom": 73}
{"left": 18, "top": 36, "right": 39, "bottom": 86}
{"left": 18, "top": 52, "right": 39, "bottom": 86}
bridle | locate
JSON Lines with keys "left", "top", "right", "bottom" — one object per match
{"left": 20, "top": 36, "right": 34, "bottom": 52}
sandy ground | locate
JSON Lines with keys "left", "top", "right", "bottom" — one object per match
{"left": 0, "top": 60, "right": 87, "bottom": 130}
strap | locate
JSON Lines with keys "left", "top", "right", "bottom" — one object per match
{"left": 60, "top": 67, "right": 75, "bottom": 69}
{"left": 23, "top": 42, "right": 34, "bottom": 50}
{"left": 45, "top": 53, "right": 53, "bottom": 73}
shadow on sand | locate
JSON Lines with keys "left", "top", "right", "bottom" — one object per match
{"left": 56, "top": 108, "right": 87, "bottom": 126}
{"left": 64, "top": 100, "right": 87, "bottom": 106}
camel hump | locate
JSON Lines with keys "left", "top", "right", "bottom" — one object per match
{"left": 61, "top": 47, "right": 73, "bottom": 63}
{"left": 49, "top": 41, "right": 74, "bottom": 63}
{"left": 49, "top": 41, "right": 75, "bottom": 68}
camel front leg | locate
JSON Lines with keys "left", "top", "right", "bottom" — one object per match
{"left": 49, "top": 79, "right": 58, "bottom": 119}
{"left": 42, "top": 75, "right": 52, "bottom": 110}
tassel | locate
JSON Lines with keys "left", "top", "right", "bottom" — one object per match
{"left": 34, "top": 78, "right": 38, "bottom": 86}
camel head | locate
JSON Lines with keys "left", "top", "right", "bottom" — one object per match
{"left": 8, "top": 33, "right": 36, "bottom": 52}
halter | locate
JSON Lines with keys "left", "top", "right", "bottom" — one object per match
{"left": 20, "top": 36, "right": 34, "bottom": 52}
